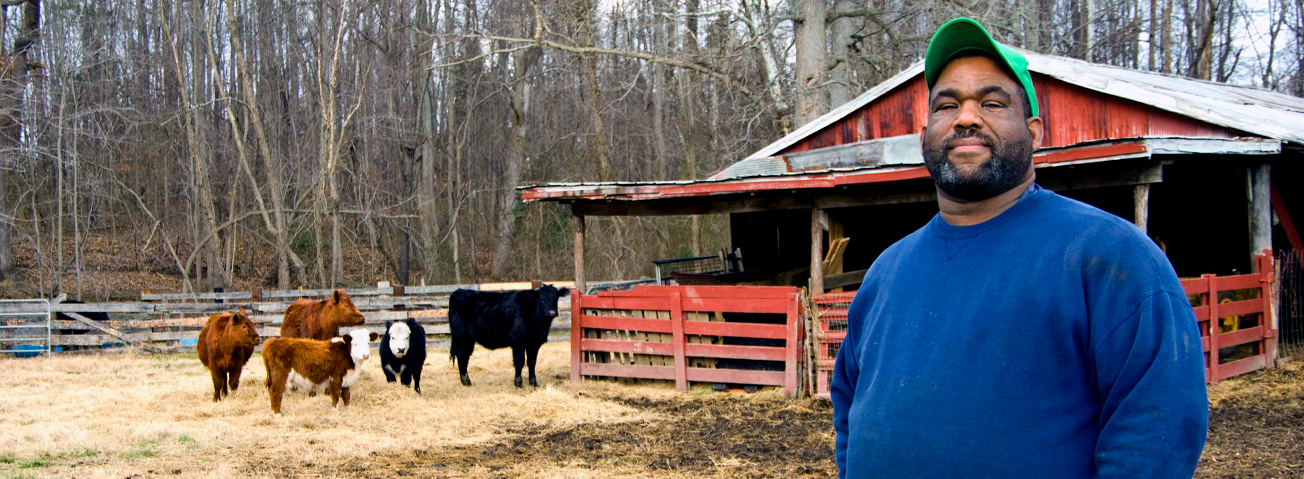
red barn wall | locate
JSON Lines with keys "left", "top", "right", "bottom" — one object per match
{"left": 778, "top": 73, "right": 1241, "bottom": 156}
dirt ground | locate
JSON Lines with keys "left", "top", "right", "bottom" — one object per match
{"left": 0, "top": 342, "right": 1299, "bottom": 478}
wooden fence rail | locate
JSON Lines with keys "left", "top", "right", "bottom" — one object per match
{"left": 1, "top": 281, "right": 586, "bottom": 355}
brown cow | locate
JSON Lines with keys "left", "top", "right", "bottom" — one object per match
{"left": 280, "top": 290, "right": 366, "bottom": 340}
{"left": 196, "top": 309, "right": 261, "bottom": 402}
{"left": 262, "top": 329, "right": 379, "bottom": 416}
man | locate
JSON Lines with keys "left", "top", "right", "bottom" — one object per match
{"left": 831, "top": 18, "right": 1208, "bottom": 478}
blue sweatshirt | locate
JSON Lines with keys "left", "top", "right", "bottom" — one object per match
{"left": 831, "top": 185, "right": 1208, "bottom": 478}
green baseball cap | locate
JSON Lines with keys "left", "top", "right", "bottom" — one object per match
{"left": 924, "top": 17, "right": 1039, "bottom": 117}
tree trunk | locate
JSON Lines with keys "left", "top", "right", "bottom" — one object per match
{"left": 0, "top": 0, "right": 40, "bottom": 282}
{"left": 489, "top": 45, "right": 542, "bottom": 280}
{"left": 828, "top": 0, "right": 857, "bottom": 108}
{"left": 223, "top": 0, "right": 298, "bottom": 289}
{"left": 792, "top": 0, "right": 828, "bottom": 126}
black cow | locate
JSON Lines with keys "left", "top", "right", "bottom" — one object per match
{"left": 448, "top": 284, "right": 570, "bottom": 388}
{"left": 380, "top": 318, "right": 426, "bottom": 393}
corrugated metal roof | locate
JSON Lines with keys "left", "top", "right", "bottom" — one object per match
{"left": 742, "top": 49, "right": 1304, "bottom": 165}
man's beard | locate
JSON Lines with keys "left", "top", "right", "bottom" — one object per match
{"left": 922, "top": 128, "right": 1034, "bottom": 201}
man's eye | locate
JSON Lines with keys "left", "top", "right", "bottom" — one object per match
{"left": 984, "top": 102, "right": 1005, "bottom": 109}
{"left": 936, "top": 104, "right": 957, "bottom": 111}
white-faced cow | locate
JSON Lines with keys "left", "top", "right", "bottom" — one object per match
{"left": 448, "top": 284, "right": 570, "bottom": 387}
{"left": 379, "top": 319, "right": 426, "bottom": 393}
{"left": 261, "top": 328, "right": 378, "bottom": 416}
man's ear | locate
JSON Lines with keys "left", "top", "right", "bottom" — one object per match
{"left": 1027, "top": 116, "right": 1044, "bottom": 151}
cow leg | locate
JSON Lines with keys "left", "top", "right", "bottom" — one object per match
{"left": 411, "top": 367, "right": 422, "bottom": 395}
{"left": 267, "top": 369, "right": 290, "bottom": 416}
{"left": 383, "top": 363, "right": 398, "bottom": 383}
{"left": 330, "top": 380, "right": 343, "bottom": 411}
{"left": 341, "top": 386, "right": 351, "bottom": 408}
{"left": 209, "top": 369, "right": 227, "bottom": 402}
{"left": 228, "top": 367, "right": 244, "bottom": 393}
{"left": 454, "top": 339, "right": 475, "bottom": 386}
{"left": 526, "top": 345, "right": 540, "bottom": 387}
{"left": 512, "top": 347, "right": 526, "bottom": 388}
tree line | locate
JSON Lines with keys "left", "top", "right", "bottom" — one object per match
{"left": 0, "top": 0, "right": 1298, "bottom": 298}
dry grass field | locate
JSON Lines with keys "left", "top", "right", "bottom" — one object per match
{"left": 0, "top": 342, "right": 834, "bottom": 478}
{"left": 2, "top": 341, "right": 1302, "bottom": 478}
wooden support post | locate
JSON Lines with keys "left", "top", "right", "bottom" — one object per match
{"left": 1249, "top": 163, "right": 1272, "bottom": 262}
{"left": 810, "top": 207, "right": 824, "bottom": 295}
{"left": 573, "top": 213, "right": 586, "bottom": 294}
{"left": 1133, "top": 183, "right": 1149, "bottom": 235}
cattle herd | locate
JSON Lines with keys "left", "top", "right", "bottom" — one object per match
{"left": 197, "top": 285, "right": 570, "bottom": 416}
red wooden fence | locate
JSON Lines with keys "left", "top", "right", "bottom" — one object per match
{"left": 812, "top": 251, "right": 1280, "bottom": 397}
{"left": 1182, "top": 251, "right": 1278, "bottom": 385}
{"left": 570, "top": 285, "right": 804, "bottom": 397}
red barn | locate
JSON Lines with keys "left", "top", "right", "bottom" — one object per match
{"left": 523, "top": 49, "right": 1302, "bottom": 289}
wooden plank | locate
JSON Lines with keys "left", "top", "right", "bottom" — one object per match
{"left": 141, "top": 291, "right": 254, "bottom": 301}
{"left": 683, "top": 321, "right": 788, "bottom": 340}
{"left": 600, "top": 285, "right": 800, "bottom": 300}
{"left": 1217, "top": 299, "right": 1265, "bottom": 319}
{"left": 1214, "top": 355, "right": 1267, "bottom": 382}
{"left": 1190, "top": 305, "right": 1210, "bottom": 321}
{"left": 671, "top": 292, "right": 687, "bottom": 391}
{"left": 683, "top": 343, "right": 786, "bottom": 361}
{"left": 578, "top": 296, "right": 673, "bottom": 311}
{"left": 1209, "top": 326, "right": 1267, "bottom": 350}
{"left": 580, "top": 363, "right": 676, "bottom": 380}
{"left": 571, "top": 295, "right": 583, "bottom": 383}
{"left": 582, "top": 338, "right": 674, "bottom": 356}
{"left": 477, "top": 282, "right": 537, "bottom": 291}
{"left": 1213, "top": 274, "right": 1265, "bottom": 293}
{"left": 785, "top": 291, "right": 802, "bottom": 398}
{"left": 685, "top": 368, "right": 785, "bottom": 386}
{"left": 579, "top": 315, "right": 674, "bottom": 334}
{"left": 680, "top": 298, "right": 791, "bottom": 314}
{"left": 59, "top": 311, "right": 163, "bottom": 353}
{"left": 1180, "top": 277, "right": 1208, "bottom": 296}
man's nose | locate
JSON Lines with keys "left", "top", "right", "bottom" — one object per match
{"left": 954, "top": 100, "right": 985, "bottom": 128}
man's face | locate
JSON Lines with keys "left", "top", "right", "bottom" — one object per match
{"left": 921, "top": 55, "right": 1042, "bottom": 201}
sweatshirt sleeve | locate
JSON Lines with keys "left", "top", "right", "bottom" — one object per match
{"left": 1091, "top": 290, "right": 1208, "bottom": 478}
{"left": 831, "top": 300, "right": 861, "bottom": 479}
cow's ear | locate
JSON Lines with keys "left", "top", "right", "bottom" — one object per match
{"left": 369, "top": 332, "right": 380, "bottom": 342}
{"left": 385, "top": 320, "right": 393, "bottom": 329}
{"left": 558, "top": 287, "right": 570, "bottom": 297}
{"left": 332, "top": 290, "right": 344, "bottom": 304}
{"left": 238, "top": 307, "right": 246, "bottom": 316}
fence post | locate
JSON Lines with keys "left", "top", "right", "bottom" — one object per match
{"left": 785, "top": 292, "right": 802, "bottom": 398}
{"left": 571, "top": 293, "right": 583, "bottom": 384}
{"left": 1206, "top": 273, "right": 1221, "bottom": 385}
{"left": 1258, "top": 251, "right": 1278, "bottom": 368}
{"left": 670, "top": 292, "right": 687, "bottom": 391}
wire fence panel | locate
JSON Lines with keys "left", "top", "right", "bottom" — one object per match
{"left": 812, "top": 292, "right": 855, "bottom": 399}
{"left": 1279, "top": 250, "right": 1303, "bottom": 362}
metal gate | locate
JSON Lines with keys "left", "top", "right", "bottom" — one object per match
{"left": 0, "top": 299, "right": 52, "bottom": 358}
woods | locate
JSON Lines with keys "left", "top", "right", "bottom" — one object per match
{"left": 0, "top": 0, "right": 1300, "bottom": 298}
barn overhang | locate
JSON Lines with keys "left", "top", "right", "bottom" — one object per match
{"left": 520, "top": 136, "right": 1281, "bottom": 217}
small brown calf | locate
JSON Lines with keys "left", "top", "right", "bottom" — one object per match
{"left": 261, "top": 329, "right": 378, "bottom": 416}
